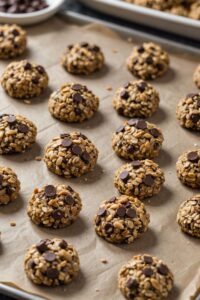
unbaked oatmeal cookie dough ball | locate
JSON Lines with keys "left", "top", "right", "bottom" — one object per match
{"left": 0, "top": 166, "right": 20, "bottom": 205}
{"left": 0, "top": 114, "right": 37, "bottom": 154}
{"left": 112, "top": 119, "right": 164, "bottom": 160}
{"left": 61, "top": 42, "right": 105, "bottom": 75}
{"left": 94, "top": 195, "right": 150, "bottom": 244}
{"left": 113, "top": 80, "right": 159, "bottom": 118}
{"left": 24, "top": 238, "right": 80, "bottom": 286}
{"left": 189, "top": 1, "right": 200, "bottom": 20}
{"left": 114, "top": 159, "right": 165, "bottom": 200}
{"left": 1, "top": 60, "right": 49, "bottom": 99}
{"left": 176, "top": 149, "right": 200, "bottom": 188}
{"left": 194, "top": 65, "right": 200, "bottom": 89}
{"left": 44, "top": 132, "right": 98, "bottom": 178}
{"left": 0, "top": 24, "right": 27, "bottom": 59}
{"left": 118, "top": 254, "right": 174, "bottom": 300}
{"left": 48, "top": 83, "right": 99, "bottom": 123}
{"left": 27, "top": 184, "right": 82, "bottom": 229}
{"left": 176, "top": 93, "right": 200, "bottom": 131}
{"left": 127, "top": 42, "right": 170, "bottom": 80}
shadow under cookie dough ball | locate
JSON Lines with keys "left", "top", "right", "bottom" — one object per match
{"left": 112, "top": 80, "right": 159, "bottom": 118}
{"left": 127, "top": 42, "right": 170, "bottom": 80}
{"left": 48, "top": 83, "right": 99, "bottom": 123}
{"left": 118, "top": 254, "right": 174, "bottom": 300}
{"left": 44, "top": 132, "right": 98, "bottom": 178}
{"left": 1, "top": 60, "right": 49, "bottom": 99}
{"left": 0, "top": 24, "right": 27, "bottom": 59}
{"left": 194, "top": 65, "right": 200, "bottom": 89}
{"left": 94, "top": 195, "right": 150, "bottom": 244}
{"left": 176, "top": 149, "right": 200, "bottom": 188}
{"left": 112, "top": 119, "right": 164, "bottom": 160}
{"left": 177, "top": 195, "right": 200, "bottom": 238}
{"left": 0, "top": 114, "right": 37, "bottom": 154}
{"left": 24, "top": 238, "right": 80, "bottom": 286}
{"left": 114, "top": 159, "right": 165, "bottom": 200}
{"left": 27, "top": 184, "right": 82, "bottom": 229}
{"left": 61, "top": 42, "right": 105, "bottom": 75}
{"left": 0, "top": 166, "right": 20, "bottom": 205}
{"left": 176, "top": 93, "right": 200, "bottom": 131}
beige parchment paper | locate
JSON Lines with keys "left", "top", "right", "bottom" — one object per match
{"left": 0, "top": 16, "right": 199, "bottom": 300}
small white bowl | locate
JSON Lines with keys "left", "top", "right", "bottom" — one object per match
{"left": 0, "top": 0, "right": 66, "bottom": 25}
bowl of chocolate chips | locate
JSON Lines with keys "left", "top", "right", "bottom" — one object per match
{"left": 0, "top": 0, "right": 66, "bottom": 24}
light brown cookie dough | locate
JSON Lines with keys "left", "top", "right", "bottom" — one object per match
{"left": 61, "top": 42, "right": 105, "bottom": 75}
{"left": 27, "top": 184, "right": 82, "bottom": 229}
{"left": 48, "top": 83, "right": 99, "bottom": 123}
{"left": 127, "top": 42, "right": 170, "bottom": 80}
{"left": 189, "top": 1, "right": 200, "bottom": 20}
{"left": 131, "top": 0, "right": 177, "bottom": 10}
{"left": 176, "top": 93, "right": 200, "bottom": 131}
{"left": 0, "top": 114, "right": 37, "bottom": 154}
{"left": 176, "top": 149, "right": 200, "bottom": 188}
{"left": 194, "top": 65, "right": 200, "bottom": 89}
{"left": 114, "top": 159, "right": 165, "bottom": 200}
{"left": 1, "top": 60, "right": 49, "bottom": 99}
{"left": 177, "top": 195, "right": 200, "bottom": 238}
{"left": 44, "top": 132, "right": 98, "bottom": 178}
{"left": 118, "top": 254, "right": 174, "bottom": 300}
{"left": 0, "top": 24, "right": 27, "bottom": 59}
{"left": 113, "top": 80, "right": 159, "bottom": 118}
{"left": 168, "top": 4, "right": 190, "bottom": 17}
{"left": 24, "top": 238, "right": 80, "bottom": 286}
{"left": 112, "top": 119, "right": 164, "bottom": 160}
{"left": 0, "top": 166, "right": 20, "bottom": 205}
{"left": 94, "top": 195, "right": 150, "bottom": 244}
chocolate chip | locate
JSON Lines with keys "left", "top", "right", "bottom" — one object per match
{"left": 120, "top": 90, "right": 129, "bottom": 100}
{"left": 125, "top": 201, "right": 132, "bottom": 208}
{"left": 44, "top": 185, "right": 56, "bottom": 198}
{"left": 132, "top": 160, "right": 142, "bottom": 168}
{"left": 44, "top": 252, "right": 56, "bottom": 262}
{"left": 137, "top": 46, "right": 144, "bottom": 53}
{"left": 61, "top": 138, "right": 72, "bottom": 148}
{"left": 52, "top": 209, "right": 64, "bottom": 220}
{"left": 60, "top": 133, "right": 70, "bottom": 139}
{"left": 146, "top": 56, "right": 153, "bottom": 65}
{"left": 128, "top": 119, "right": 137, "bottom": 126}
{"left": 117, "top": 107, "right": 124, "bottom": 115}
{"left": 71, "top": 145, "right": 82, "bottom": 156}
{"left": 142, "top": 267, "right": 153, "bottom": 277}
{"left": 72, "top": 84, "right": 82, "bottom": 91}
{"left": 81, "top": 151, "right": 90, "bottom": 164}
{"left": 24, "top": 62, "right": 32, "bottom": 70}
{"left": 108, "top": 196, "right": 116, "bottom": 203}
{"left": 72, "top": 93, "right": 83, "bottom": 103}
{"left": 119, "top": 171, "right": 129, "bottom": 182}
{"left": 36, "top": 240, "right": 49, "bottom": 253}
{"left": 123, "top": 82, "right": 130, "bottom": 89}
{"left": 143, "top": 255, "right": 153, "bottom": 264}
{"left": 6, "top": 186, "right": 12, "bottom": 195}
{"left": 156, "top": 63, "right": 163, "bottom": 70}
{"left": 91, "top": 45, "right": 100, "bottom": 52}
{"left": 137, "top": 81, "right": 147, "bottom": 92}
{"left": 80, "top": 42, "right": 89, "bottom": 47}
{"left": 143, "top": 175, "right": 154, "bottom": 186}
{"left": 149, "top": 128, "right": 160, "bottom": 138}
{"left": 157, "top": 264, "right": 169, "bottom": 275}
{"left": 187, "top": 151, "right": 199, "bottom": 162}
{"left": 116, "top": 125, "right": 124, "bottom": 133}
{"left": 32, "top": 76, "right": 39, "bottom": 84}
{"left": 126, "top": 278, "right": 138, "bottom": 289}
{"left": 116, "top": 206, "right": 126, "bottom": 217}
{"left": 64, "top": 195, "right": 74, "bottom": 205}
{"left": 186, "top": 93, "right": 198, "bottom": 99}
{"left": 126, "top": 208, "right": 137, "bottom": 218}
{"left": 127, "top": 145, "right": 135, "bottom": 154}
{"left": 104, "top": 223, "right": 114, "bottom": 234}
{"left": 36, "top": 65, "right": 45, "bottom": 74}
{"left": 0, "top": 174, "right": 3, "bottom": 187}
{"left": 7, "top": 115, "right": 16, "bottom": 124}
{"left": 97, "top": 207, "right": 106, "bottom": 217}
{"left": 135, "top": 120, "right": 147, "bottom": 130}
{"left": 18, "top": 124, "right": 29, "bottom": 133}
{"left": 59, "top": 240, "right": 68, "bottom": 249}
{"left": 28, "top": 259, "right": 36, "bottom": 269}
{"left": 191, "top": 114, "right": 200, "bottom": 123}
{"left": 46, "top": 268, "right": 59, "bottom": 279}
{"left": 197, "top": 100, "right": 200, "bottom": 108}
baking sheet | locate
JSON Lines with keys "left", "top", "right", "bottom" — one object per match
{"left": 0, "top": 15, "right": 200, "bottom": 300}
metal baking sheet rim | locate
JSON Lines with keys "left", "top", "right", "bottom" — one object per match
{"left": 0, "top": 10, "right": 199, "bottom": 300}
{"left": 78, "top": 0, "right": 200, "bottom": 41}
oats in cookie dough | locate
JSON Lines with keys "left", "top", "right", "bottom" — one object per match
{"left": 176, "top": 93, "right": 200, "bottom": 131}
{"left": 0, "top": 166, "right": 20, "bottom": 205}
{"left": 27, "top": 184, "right": 82, "bottom": 229}
{"left": 113, "top": 80, "right": 159, "bottom": 118}
{"left": 44, "top": 132, "right": 98, "bottom": 178}
{"left": 168, "top": 4, "right": 190, "bottom": 17}
{"left": 177, "top": 195, "right": 200, "bottom": 238}
{"left": 0, "top": 24, "right": 27, "bottom": 59}
{"left": 0, "top": 114, "right": 37, "bottom": 154}
{"left": 114, "top": 159, "right": 165, "bottom": 200}
{"left": 94, "top": 195, "right": 150, "bottom": 244}
{"left": 112, "top": 119, "right": 164, "bottom": 160}
{"left": 61, "top": 42, "right": 105, "bottom": 75}
{"left": 127, "top": 42, "right": 170, "bottom": 80}
{"left": 194, "top": 65, "right": 200, "bottom": 89}
{"left": 118, "top": 254, "right": 174, "bottom": 300}
{"left": 24, "top": 238, "right": 80, "bottom": 286}
{"left": 125, "top": 0, "right": 181, "bottom": 10}
{"left": 48, "top": 83, "right": 99, "bottom": 123}
{"left": 1, "top": 60, "right": 49, "bottom": 99}
{"left": 176, "top": 149, "right": 200, "bottom": 188}
{"left": 189, "top": 1, "right": 200, "bottom": 20}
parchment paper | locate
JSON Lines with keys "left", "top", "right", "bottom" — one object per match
{"left": 0, "top": 16, "right": 199, "bottom": 300}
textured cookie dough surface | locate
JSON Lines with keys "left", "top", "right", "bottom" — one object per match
{"left": 94, "top": 195, "right": 150, "bottom": 244}
{"left": 168, "top": 4, "right": 189, "bottom": 17}
{"left": 113, "top": 80, "right": 159, "bottom": 118}
{"left": 0, "top": 114, "right": 37, "bottom": 154}
{"left": 112, "top": 119, "right": 164, "bottom": 160}
{"left": 177, "top": 195, "right": 200, "bottom": 238}
{"left": 0, "top": 24, "right": 27, "bottom": 59}
{"left": 176, "top": 149, "right": 200, "bottom": 188}
{"left": 114, "top": 159, "right": 165, "bottom": 200}
{"left": 194, "top": 65, "right": 200, "bottom": 89}
{"left": 61, "top": 42, "right": 105, "bottom": 75}
{"left": 0, "top": 166, "right": 20, "bottom": 205}
{"left": 127, "top": 42, "right": 169, "bottom": 80}
{"left": 1, "top": 60, "right": 49, "bottom": 99}
{"left": 27, "top": 184, "right": 82, "bottom": 229}
{"left": 24, "top": 238, "right": 80, "bottom": 286}
{"left": 118, "top": 254, "right": 174, "bottom": 300}
{"left": 176, "top": 93, "right": 200, "bottom": 131}
{"left": 48, "top": 83, "right": 99, "bottom": 123}
{"left": 189, "top": 1, "right": 200, "bottom": 20}
{"left": 44, "top": 132, "right": 98, "bottom": 178}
